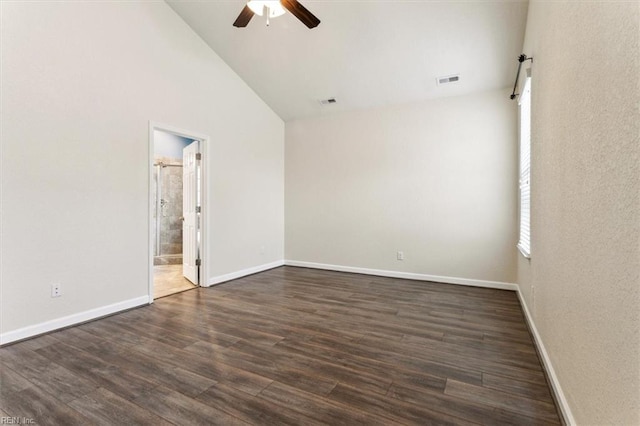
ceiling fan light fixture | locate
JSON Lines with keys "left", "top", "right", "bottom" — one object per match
{"left": 247, "top": 0, "right": 286, "bottom": 18}
{"left": 233, "top": 0, "right": 320, "bottom": 29}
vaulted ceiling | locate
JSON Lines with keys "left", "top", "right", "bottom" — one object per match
{"left": 167, "top": 0, "right": 529, "bottom": 121}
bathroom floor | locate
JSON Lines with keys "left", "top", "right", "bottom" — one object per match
{"left": 153, "top": 264, "right": 197, "bottom": 299}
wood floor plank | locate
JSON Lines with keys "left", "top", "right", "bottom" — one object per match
{"left": 51, "top": 333, "right": 218, "bottom": 399}
{"left": 404, "top": 333, "right": 539, "bottom": 365}
{"left": 1, "top": 384, "right": 90, "bottom": 426}
{"left": 34, "top": 342, "right": 160, "bottom": 400}
{"left": 0, "top": 365, "right": 33, "bottom": 400}
{"left": 196, "top": 382, "right": 322, "bottom": 426}
{"left": 258, "top": 380, "right": 393, "bottom": 426}
{"left": 116, "top": 308, "right": 242, "bottom": 347}
{"left": 98, "top": 328, "right": 274, "bottom": 396}
{"left": 229, "top": 338, "right": 394, "bottom": 395}
{"left": 328, "top": 382, "right": 479, "bottom": 425}
{"left": 132, "top": 385, "right": 248, "bottom": 425}
{"left": 0, "top": 266, "right": 561, "bottom": 424}
{"left": 274, "top": 336, "right": 469, "bottom": 390}
{"left": 14, "top": 334, "right": 58, "bottom": 351}
{"left": 0, "top": 345, "right": 99, "bottom": 404}
{"left": 441, "top": 333, "right": 538, "bottom": 357}
{"left": 50, "top": 326, "right": 107, "bottom": 350}
{"left": 388, "top": 383, "right": 546, "bottom": 426}
{"left": 357, "top": 332, "right": 546, "bottom": 378}
{"left": 444, "top": 379, "right": 560, "bottom": 424}
{"left": 79, "top": 319, "right": 149, "bottom": 348}
{"left": 164, "top": 295, "right": 365, "bottom": 345}
{"left": 302, "top": 333, "right": 485, "bottom": 385}
{"left": 183, "top": 339, "right": 338, "bottom": 396}
{"left": 482, "top": 372, "right": 554, "bottom": 402}
{"left": 68, "top": 387, "right": 173, "bottom": 426}
{"left": 108, "top": 314, "right": 200, "bottom": 350}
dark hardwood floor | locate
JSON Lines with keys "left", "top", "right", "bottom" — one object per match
{"left": 0, "top": 266, "right": 561, "bottom": 425}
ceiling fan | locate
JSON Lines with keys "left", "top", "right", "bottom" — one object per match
{"left": 233, "top": 0, "right": 321, "bottom": 29}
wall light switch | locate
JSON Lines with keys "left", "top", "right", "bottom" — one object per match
{"left": 397, "top": 251, "right": 404, "bottom": 261}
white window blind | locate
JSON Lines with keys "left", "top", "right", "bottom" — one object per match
{"left": 518, "top": 77, "right": 531, "bottom": 258}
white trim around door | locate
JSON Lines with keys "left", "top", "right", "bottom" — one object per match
{"left": 148, "top": 122, "right": 210, "bottom": 303}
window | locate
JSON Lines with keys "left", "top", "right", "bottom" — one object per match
{"left": 518, "top": 77, "right": 531, "bottom": 258}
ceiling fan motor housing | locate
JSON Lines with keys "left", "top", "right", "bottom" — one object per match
{"left": 233, "top": 0, "right": 321, "bottom": 29}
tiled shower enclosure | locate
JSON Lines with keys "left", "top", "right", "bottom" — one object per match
{"left": 153, "top": 156, "right": 183, "bottom": 265}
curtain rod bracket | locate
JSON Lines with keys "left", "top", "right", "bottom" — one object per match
{"left": 510, "top": 54, "right": 534, "bottom": 100}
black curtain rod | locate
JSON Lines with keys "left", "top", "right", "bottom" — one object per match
{"left": 510, "top": 54, "right": 533, "bottom": 100}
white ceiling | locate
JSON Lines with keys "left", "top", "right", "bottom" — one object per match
{"left": 167, "top": 0, "right": 529, "bottom": 121}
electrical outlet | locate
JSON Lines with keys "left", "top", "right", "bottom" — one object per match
{"left": 397, "top": 251, "right": 404, "bottom": 261}
{"left": 532, "top": 285, "right": 536, "bottom": 308}
{"left": 51, "top": 283, "right": 62, "bottom": 298}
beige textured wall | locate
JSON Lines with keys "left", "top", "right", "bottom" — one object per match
{"left": 518, "top": 2, "right": 640, "bottom": 424}
{"left": 286, "top": 89, "right": 518, "bottom": 284}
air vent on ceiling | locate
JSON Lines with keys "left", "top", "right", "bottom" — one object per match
{"left": 319, "top": 97, "right": 337, "bottom": 105}
{"left": 437, "top": 74, "right": 460, "bottom": 85}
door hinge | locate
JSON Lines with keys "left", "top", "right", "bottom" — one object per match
{"left": 196, "top": 206, "right": 201, "bottom": 213}
{"left": 195, "top": 153, "right": 202, "bottom": 161}
{"left": 196, "top": 258, "right": 201, "bottom": 266}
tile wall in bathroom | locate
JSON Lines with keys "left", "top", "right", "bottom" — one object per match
{"left": 155, "top": 156, "right": 183, "bottom": 256}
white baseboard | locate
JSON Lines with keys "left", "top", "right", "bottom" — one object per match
{"left": 284, "top": 260, "right": 518, "bottom": 291}
{"left": 0, "top": 260, "right": 286, "bottom": 345}
{"left": 517, "top": 290, "right": 575, "bottom": 425}
{"left": 206, "top": 260, "right": 285, "bottom": 287}
{"left": 0, "top": 295, "right": 150, "bottom": 346}
{"left": 0, "top": 259, "right": 571, "bottom": 425}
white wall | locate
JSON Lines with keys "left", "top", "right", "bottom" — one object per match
{"left": 286, "top": 89, "right": 518, "bottom": 284}
{"left": 518, "top": 1, "right": 639, "bottom": 424}
{"left": 0, "top": 2, "right": 284, "bottom": 339}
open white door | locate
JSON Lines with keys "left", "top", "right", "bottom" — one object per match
{"left": 183, "top": 141, "right": 200, "bottom": 284}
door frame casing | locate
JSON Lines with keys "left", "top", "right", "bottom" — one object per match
{"left": 148, "top": 121, "right": 209, "bottom": 303}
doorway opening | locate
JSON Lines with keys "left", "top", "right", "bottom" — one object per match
{"left": 149, "top": 123, "right": 208, "bottom": 301}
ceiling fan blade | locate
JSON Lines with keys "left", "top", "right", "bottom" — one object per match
{"left": 233, "top": 5, "right": 254, "bottom": 27}
{"left": 280, "top": 0, "right": 321, "bottom": 29}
